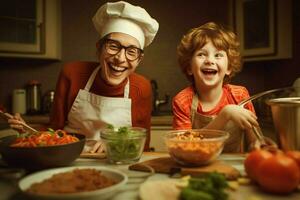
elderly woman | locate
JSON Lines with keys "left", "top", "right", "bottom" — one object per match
{"left": 8, "top": 1, "right": 159, "bottom": 152}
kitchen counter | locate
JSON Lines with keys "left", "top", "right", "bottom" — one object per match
{"left": 151, "top": 115, "right": 172, "bottom": 126}
{"left": 19, "top": 114, "right": 173, "bottom": 127}
{"left": 1, "top": 152, "right": 299, "bottom": 200}
{"left": 22, "top": 114, "right": 50, "bottom": 125}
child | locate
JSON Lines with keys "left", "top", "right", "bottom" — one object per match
{"left": 173, "top": 22, "right": 259, "bottom": 152}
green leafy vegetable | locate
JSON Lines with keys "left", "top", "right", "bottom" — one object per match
{"left": 180, "top": 172, "right": 229, "bottom": 200}
{"left": 102, "top": 126, "right": 145, "bottom": 162}
{"left": 47, "top": 128, "right": 55, "bottom": 134}
{"left": 107, "top": 124, "right": 114, "bottom": 130}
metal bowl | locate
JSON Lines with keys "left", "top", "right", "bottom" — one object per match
{"left": 266, "top": 97, "right": 300, "bottom": 150}
{"left": 0, "top": 133, "right": 85, "bottom": 170}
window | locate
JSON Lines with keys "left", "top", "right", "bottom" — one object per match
{"left": 231, "top": 0, "right": 292, "bottom": 61}
{"left": 0, "top": 0, "right": 61, "bottom": 60}
{"left": 0, "top": 0, "right": 44, "bottom": 53}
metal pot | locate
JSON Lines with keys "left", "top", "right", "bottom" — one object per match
{"left": 266, "top": 97, "right": 300, "bottom": 150}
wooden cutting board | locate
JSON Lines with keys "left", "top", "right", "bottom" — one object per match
{"left": 129, "top": 156, "right": 240, "bottom": 180}
{"left": 79, "top": 152, "right": 106, "bottom": 159}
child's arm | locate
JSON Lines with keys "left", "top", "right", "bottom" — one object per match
{"left": 205, "top": 104, "right": 259, "bottom": 130}
{"left": 172, "top": 97, "right": 192, "bottom": 130}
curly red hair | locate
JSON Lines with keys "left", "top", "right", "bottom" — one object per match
{"left": 177, "top": 22, "right": 242, "bottom": 84}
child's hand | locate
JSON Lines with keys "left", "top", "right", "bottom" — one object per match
{"left": 220, "top": 105, "right": 259, "bottom": 130}
{"left": 249, "top": 136, "right": 278, "bottom": 151}
{"left": 7, "top": 113, "right": 26, "bottom": 133}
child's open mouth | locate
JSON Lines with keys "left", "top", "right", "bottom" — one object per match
{"left": 201, "top": 68, "right": 217, "bottom": 75}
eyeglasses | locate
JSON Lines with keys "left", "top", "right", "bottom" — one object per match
{"left": 104, "top": 39, "right": 143, "bottom": 61}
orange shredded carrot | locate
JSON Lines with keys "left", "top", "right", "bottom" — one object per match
{"left": 10, "top": 129, "right": 79, "bottom": 147}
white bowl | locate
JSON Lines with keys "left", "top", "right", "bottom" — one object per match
{"left": 18, "top": 166, "right": 128, "bottom": 200}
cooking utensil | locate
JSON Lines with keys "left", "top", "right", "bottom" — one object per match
{"left": 238, "top": 87, "right": 297, "bottom": 147}
{"left": 0, "top": 133, "right": 85, "bottom": 170}
{"left": 238, "top": 87, "right": 295, "bottom": 107}
{"left": 266, "top": 97, "right": 300, "bottom": 150}
{"left": 251, "top": 126, "right": 267, "bottom": 146}
{"left": 0, "top": 110, "right": 38, "bottom": 133}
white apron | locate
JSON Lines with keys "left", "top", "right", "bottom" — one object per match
{"left": 190, "top": 94, "right": 244, "bottom": 153}
{"left": 64, "top": 66, "right": 132, "bottom": 140}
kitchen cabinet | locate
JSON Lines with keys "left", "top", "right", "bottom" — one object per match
{"left": 231, "top": 0, "right": 292, "bottom": 61}
{"left": 0, "top": 0, "right": 61, "bottom": 60}
{"left": 150, "top": 125, "right": 172, "bottom": 152}
{"left": 150, "top": 115, "right": 173, "bottom": 152}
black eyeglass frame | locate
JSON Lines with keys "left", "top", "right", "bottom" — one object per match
{"left": 102, "top": 39, "right": 144, "bottom": 61}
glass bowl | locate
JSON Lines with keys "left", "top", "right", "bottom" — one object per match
{"left": 164, "top": 129, "right": 229, "bottom": 166}
{"left": 100, "top": 127, "right": 146, "bottom": 164}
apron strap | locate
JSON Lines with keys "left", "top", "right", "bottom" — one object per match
{"left": 84, "top": 66, "right": 101, "bottom": 91}
{"left": 190, "top": 93, "right": 199, "bottom": 125}
{"left": 124, "top": 79, "right": 130, "bottom": 98}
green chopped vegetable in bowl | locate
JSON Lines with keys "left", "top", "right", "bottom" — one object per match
{"left": 100, "top": 126, "right": 146, "bottom": 164}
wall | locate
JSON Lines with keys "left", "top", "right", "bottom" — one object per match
{"left": 0, "top": 0, "right": 299, "bottom": 113}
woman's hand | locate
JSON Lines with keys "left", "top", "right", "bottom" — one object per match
{"left": 7, "top": 113, "right": 26, "bottom": 133}
{"left": 83, "top": 140, "right": 105, "bottom": 153}
{"left": 220, "top": 105, "right": 259, "bottom": 130}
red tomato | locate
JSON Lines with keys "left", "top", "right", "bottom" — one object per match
{"left": 244, "top": 149, "right": 273, "bottom": 181}
{"left": 286, "top": 150, "right": 300, "bottom": 169}
{"left": 256, "top": 153, "right": 300, "bottom": 194}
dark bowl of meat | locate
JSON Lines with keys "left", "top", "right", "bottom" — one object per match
{"left": 0, "top": 130, "right": 85, "bottom": 170}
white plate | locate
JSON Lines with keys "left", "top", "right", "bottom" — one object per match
{"left": 139, "top": 179, "right": 181, "bottom": 200}
{"left": 19, "top": 166, "right": 128, "bottom": 200}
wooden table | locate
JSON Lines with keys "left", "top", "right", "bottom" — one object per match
{"left": 0, "top": 152, "right": 299, "bottom": 200}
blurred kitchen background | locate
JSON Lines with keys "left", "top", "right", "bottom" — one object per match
{"left": 0, "top": 0, "right": 299, "bottom": 116}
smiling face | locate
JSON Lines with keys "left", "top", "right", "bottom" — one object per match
{"left": 98, "top": 32, "right": 143, "bottom": 86}
{"left": 188, "top": 40, "right": 231, "bottom": 90}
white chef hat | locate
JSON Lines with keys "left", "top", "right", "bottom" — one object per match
{"left": 92, "top": 1, "right": 159, "bottom": 49}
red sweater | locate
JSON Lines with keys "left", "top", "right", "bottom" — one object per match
{"left": 50, "top": 61, "right": 152, "bottom": 151}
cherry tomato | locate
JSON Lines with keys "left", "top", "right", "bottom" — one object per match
{"left": 256, "top": 152, "right": 300, "bottom": 194}
{"left": 244, "top": 149, "right": 272, "bottom": 181}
